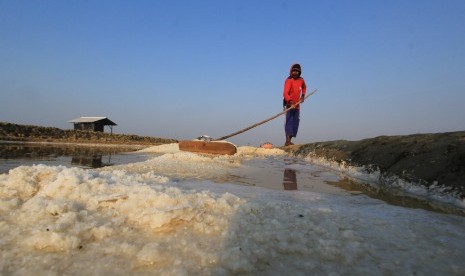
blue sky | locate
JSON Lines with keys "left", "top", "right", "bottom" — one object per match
{"left": 1, "top": 0, "right": 464, "bottom": 146}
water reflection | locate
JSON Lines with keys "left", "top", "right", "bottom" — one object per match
{"left": 329, "top": 178, "right": 465, "bottom": 216}
{"left": 283, "top": 168, "right": 297, "bottom": 190}
{"left": 283, "top": 157, "right": 298, "bottom": 190}
{"left": 71, "top": 155, "right": 114, "bottom": 168}
{"left": 0, "top": 143, "right": 136, "bottom": 159}
{"left": 0, "top": 142, "right": 148, "bottom": 173}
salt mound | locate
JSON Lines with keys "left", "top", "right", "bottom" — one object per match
{"left": 102, "top": 143, "right": 286, "bottom": 185}
{"left": 236, "top": 146, "right": 286, "bottom": 156}
{"left": 102, "top": 150, "right": 242, "bottom": 180}
{"left": 137, "top": 143, "right": 180, "bottom": 154}
{"left": 0, "top": 165, "right": 245, "bottom": 274}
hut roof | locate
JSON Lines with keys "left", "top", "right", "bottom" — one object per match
{"left": 68, "top": 117, "right": 117, "bottom": 126}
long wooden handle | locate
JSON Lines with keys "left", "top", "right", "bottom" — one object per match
{"left": 214, "top": 89, "right": 317, "bottom": 141}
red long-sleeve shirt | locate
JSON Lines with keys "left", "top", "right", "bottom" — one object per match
{"left": 283, "top": 77, "right": 307, "bottom": 109}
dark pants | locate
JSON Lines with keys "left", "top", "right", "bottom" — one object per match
{"left": 285, "top": 109, "right": 300, "bottom": 138}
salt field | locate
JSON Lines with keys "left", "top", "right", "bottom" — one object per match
{"left": 1, "top": 143, "right": 465, "bottom": 275}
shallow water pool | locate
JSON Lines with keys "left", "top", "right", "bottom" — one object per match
{"left": 0, "top": 142, "right": 151, "bottom": 173}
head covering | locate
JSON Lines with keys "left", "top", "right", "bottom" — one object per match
{"left": 291, "top": 64, "right": 301, "bottom": 72}
{"left": 289, "top": 63, "right": 302, "bottom": 77}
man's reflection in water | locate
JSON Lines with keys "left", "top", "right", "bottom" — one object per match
{"left": 71, "top": 154, "right": 113, "bottom": 168}
{"left": 283, "top": 168, "right": 298, "bottom": 190}
{"left": 72, "top": 155, "right": 104, "bottom": 168}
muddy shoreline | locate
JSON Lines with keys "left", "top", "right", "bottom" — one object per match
{"left": 0, "top": 122, "right": 177, "bottom": 146}
{"left": 283, "top": 131, "right": 465, "bottom": 198}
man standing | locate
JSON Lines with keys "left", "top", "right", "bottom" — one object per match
{"left": 283, "top": 63, "right": 307, "bottom": 146}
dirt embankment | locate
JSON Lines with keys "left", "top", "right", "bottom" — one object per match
{"left": 284, "top": 131, "right": 465, "bottom": 197}
{"left": 0, "top": 122, "right": 178, "bottom": 146}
